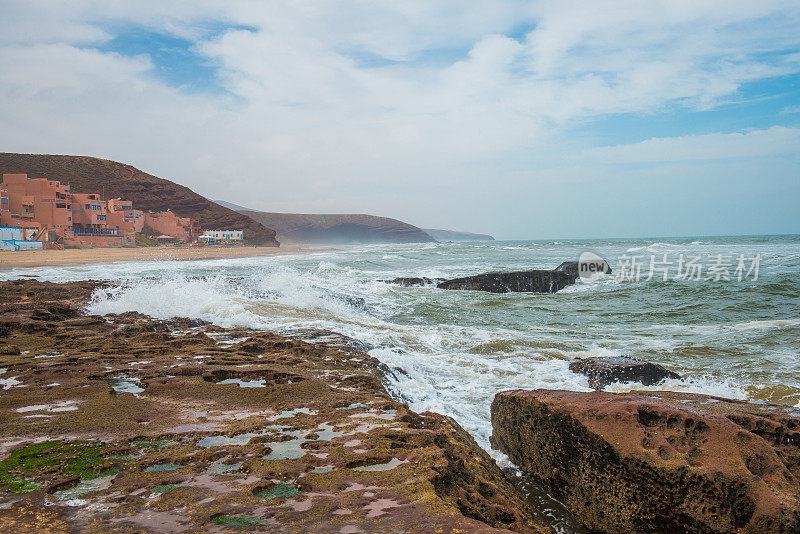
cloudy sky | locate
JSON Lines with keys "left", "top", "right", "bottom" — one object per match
{"left": 1, "top": 1, "right": 799, "bottom": 239}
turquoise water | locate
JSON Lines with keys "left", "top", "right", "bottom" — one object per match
{"left": 3, "top": 236, "right": 799, "bottom": 458}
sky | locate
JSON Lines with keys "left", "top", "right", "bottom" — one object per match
{"left": 0, "top": 1, "right": 799, "bottom": 239}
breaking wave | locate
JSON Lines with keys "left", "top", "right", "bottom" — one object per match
{"left": 3, "top": 235, "right": 799, "bottom": 458}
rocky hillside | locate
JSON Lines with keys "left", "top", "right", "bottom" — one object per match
{"left": 423, "top": 229, "right": 495, "bottom": 241}
{"left": 0, "top": 153, "right": 278, "bottom": 246}
{"left": 237, "top": 210, "right": 435, "bottom": 245}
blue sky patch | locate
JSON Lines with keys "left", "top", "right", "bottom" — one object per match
{"left": 93, "top": 23, "right": 254, "bottom": 93}
{"left": 575, "top": 73, "right": 800, "bottom": 147}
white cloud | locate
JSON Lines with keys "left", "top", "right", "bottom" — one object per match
{"left": 0, "top": 1, "right": 798, "bottom": 237}
{"left": 584, "top": 126, "right": 800, "bottom": 163}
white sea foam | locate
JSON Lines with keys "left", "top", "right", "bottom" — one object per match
{"left": 731, "top": 318, "right": 800, "bottom": 330}
{"left": 603, "top": 376, "right": 748, "bottom": 400}
{"left": 5, "top": 237, "right": 798, "bottom": 461}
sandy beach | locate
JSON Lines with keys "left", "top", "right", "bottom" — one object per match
{"left": 0, "top": 245, "right": 328, "bottom": 269}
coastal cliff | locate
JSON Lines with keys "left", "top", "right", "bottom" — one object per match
{"left": 423, "top": 229, "right": 495, "bottom": 241}
{"left": 237, "top": 210, "right": 435, "bottom": 245}
{"left": 0, "top": 280, "right": 548, "bottom": 533}
{"left": 0, "top": 153, "right": 279, "bottom": 246}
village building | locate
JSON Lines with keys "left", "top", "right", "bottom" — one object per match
{"left": 0, "top": 173, "right": 69, "bottom": 241}
{"left": 0, "top": 226, "right": 44, "bottom": 251}
{"left": 143, "top": 210, "right": 200, "bottom": 243}
{"left": 107, "top": 198, "right": 144, "bottom": 236}
{"left": 0, "top": 173, "right": 149, "bottom": 248}
{"left": 198, "top": 230, "right": 244, "bottom": 244}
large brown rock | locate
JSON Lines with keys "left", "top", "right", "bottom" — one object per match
{"left": 491, "top": 389, "right": 800, "bottom": 533}
{"left": 0, "top": 153, "right": 279, "bottom": 246}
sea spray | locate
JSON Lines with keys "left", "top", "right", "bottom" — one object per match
{"left": 3, "top": 236, "right": 799, "bottom": 455}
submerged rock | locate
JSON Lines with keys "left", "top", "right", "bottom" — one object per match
{"left": 436, "top": 269, "right": 576, "bottom": 294}
{"left": 491, "top": 389, "right": 800, "bottom": 533}
{"left": 568, "top": 356, "right": 681, "bottom": 389}
{"left": 386, "top": 260, "right": 611, "bottom": 294}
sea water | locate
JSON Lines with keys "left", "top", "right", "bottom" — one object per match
{"left": 3, "top": 236, "right": 799, "bottom": 460}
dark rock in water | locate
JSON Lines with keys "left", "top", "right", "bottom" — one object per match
{"left": 388, "top": 260, "right": 610, "bottom": 294}
{"left": 436, "top": 269, "right": 575, "bottom": 293}
{"left": 569, "top": 356, "right": 680, "bottom": 389}
{"left": 491, "top": 389, "right": 800, "bottom": 534}
{"left": 329, "top": 292, "right": 367, "bottom": 310}
{"left": 382, "top": 277, "right": 443, "bottom": 287}
{"left": 554, "top": 261, "right": 579, "bottom": 277}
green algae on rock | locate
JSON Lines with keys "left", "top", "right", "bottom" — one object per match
{"left": 0, "top": 441, "right": 117, "bottom": 494}
{"left": 254, "top": 482, "right": 304, "bottom": 499}
{"left": 211, "top": 514, "right": 266, "bottom": 526}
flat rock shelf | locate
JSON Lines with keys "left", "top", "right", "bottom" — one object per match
{"left": 0, "top": 279, "right": 549, "bottom": 533}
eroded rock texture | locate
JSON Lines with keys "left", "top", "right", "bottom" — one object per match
{"left": 0, "top": 280, "right": 549, "bottom": 533}
{"left": 491, "top": 389, "right": 800, "bottom": 534}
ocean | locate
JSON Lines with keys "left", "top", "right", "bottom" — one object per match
{"left": 3, "top": 235, "right": 799, "bottom": 463}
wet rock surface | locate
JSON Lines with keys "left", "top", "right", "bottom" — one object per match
{"left": 568, "top": 356, "right": 681, "bottom": 389}
{"left": 384, "top": 261, "right": 611, "bottom": 293}
{"left": 491, "top": 389, "right": 800, "bottom": 534}
{"left": 382, "top": 277, "right": 443, "bottom": 287}
{"left": 436, "top": 269, "right": 576, "bottom": 294}
{"left": 0, "top": 280, "right": 549, "bottom": 533}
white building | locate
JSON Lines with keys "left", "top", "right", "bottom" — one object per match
{"left": 0, "top": 226, "right": 44, "bottom": 251}
{"left": 198, "top": 230, "right": 244, "bottom": 244}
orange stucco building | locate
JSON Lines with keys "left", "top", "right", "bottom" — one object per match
{"left": 0, "top": 173, "right": 146, "bottom": 247}
{"left": 144, "top": 210, "right": 200, "bottom": 243}
{"left": 107, "top": 199, "right": 144, "bottom": 236}
{"left": 0, "top": 173, "right": 70, "bottom": 239}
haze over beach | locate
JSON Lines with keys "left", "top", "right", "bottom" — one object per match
{"left": 1, "top": 3, "right": 800, "bottom": 534}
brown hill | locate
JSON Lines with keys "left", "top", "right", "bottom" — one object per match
{"left": 0, "top": 153, "right": 278, "bottom": 246}
{"left": 237, "top": 210, "right": 434, "bottom": 245}
{"left": 423, "top": 229, "right": 495, "bottom": 241}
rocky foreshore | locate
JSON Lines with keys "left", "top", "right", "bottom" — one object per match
{"left": 491, "top": 389, "right": 800, "bottom": 534}
{"left": 0, "top": 280, "right": 549, "bottom": 533}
